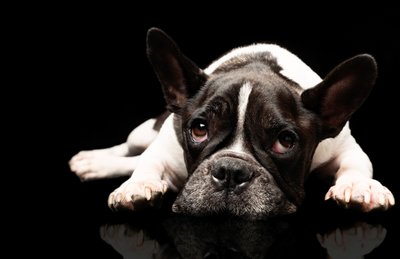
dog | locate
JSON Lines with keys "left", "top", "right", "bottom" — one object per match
{"left": 69, "top": 28, "right": 394, "bottom": 219}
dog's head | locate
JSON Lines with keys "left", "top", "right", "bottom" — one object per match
{"left": 147, "top": 28, "right": 376, "bottom": 219}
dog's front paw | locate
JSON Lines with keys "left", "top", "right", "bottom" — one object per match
{"left": 325, "top": 175, "right": 395, "bottom": 211}
{"left": 108, "top": 177, "right": 168, "bottom": 211}
{"left": 317, "top": 222, "right": 386, "bottom": 258}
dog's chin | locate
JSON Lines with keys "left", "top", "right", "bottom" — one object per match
{"left": 172, "top": 153, "right": 298, "bottom": 219}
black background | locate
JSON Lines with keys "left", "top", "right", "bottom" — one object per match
{"left": 33, "top": 6, "right": 400, "bottom": 258}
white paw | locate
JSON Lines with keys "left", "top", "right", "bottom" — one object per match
{"left": 108, "top": 177, "right": 168, "bottom": 210}
{"left": 325, "top": 175, "right": 395, "bottom": 211}
{"left": 100, "top": 224, "right": 160, "bottom": 257}
{"left": 317, "top": 222, "right": 386, "bottom": 258}
{"left": 69, "top": 151, "right": 136, "bottom": 181}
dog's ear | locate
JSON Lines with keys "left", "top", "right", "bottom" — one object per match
{"left": 301, "top": 54, "right": 377, "bottom": 139}
{"left": 147, "top": 28, "right": 208, "bottom": 113}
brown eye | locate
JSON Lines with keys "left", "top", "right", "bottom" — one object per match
{"left": 191, "top": 120, "right": 208, "bottom": 143}
{"left": 272, "top": 130, "right": 296, "bottom": 154}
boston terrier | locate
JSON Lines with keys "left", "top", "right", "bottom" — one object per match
{"left": 69, "top": 28, "right": 394, "bottom": 219}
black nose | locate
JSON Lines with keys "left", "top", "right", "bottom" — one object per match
{"left": 211, "top": 158, "right": 253, "bottom": 189}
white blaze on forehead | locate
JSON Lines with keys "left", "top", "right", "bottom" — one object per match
{"left": 204, "top": 43, "right": 322, "bottom": 90}
{"left": 228, "top": 83, "right": 253, "bottom": 152}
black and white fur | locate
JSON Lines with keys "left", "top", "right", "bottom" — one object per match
{"left": 69, "top": 28, "right": 394, "bottom": 219}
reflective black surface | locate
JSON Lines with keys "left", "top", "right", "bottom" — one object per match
{"left": 100, "top": 217, "right": 387, "bottom": 259}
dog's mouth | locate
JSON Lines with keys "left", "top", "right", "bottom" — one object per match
{"left": 172, "top": 150, "right": 297, "bottom": 219}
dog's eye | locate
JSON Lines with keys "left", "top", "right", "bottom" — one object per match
{"left": 272, "top": 130, "right": 296, "bottom": 154}
{"left": 190, "top": 120, "right": 208, "bottom": 143}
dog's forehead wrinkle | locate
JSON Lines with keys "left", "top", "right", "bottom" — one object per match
{"left": 190, "top": 88, "right": 238, "bottom": 120}
{"left": 250, "top": 84, "right": 301, "bottom": 119}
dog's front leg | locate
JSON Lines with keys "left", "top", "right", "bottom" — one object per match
{"left": 324, "top": 135, "right": 395, "bottom": 211}
{"left": 108, "top": 114, "right": 187, "bottom": 210}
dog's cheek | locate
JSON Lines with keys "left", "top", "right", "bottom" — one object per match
{"left": 226, "top": 177, "right": 298, "bottom": 219}
{"left": 259, "top": 176, "right": 299, "bottom": 216}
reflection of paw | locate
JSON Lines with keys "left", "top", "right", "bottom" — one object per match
{"left": 317, "top": 222, "right": 386, "bottom": 259}
{"left": 108, "top": 177, "right": 168, "bottom": 211}
{"left": 100, "top": 224, "right": 160, "bottom": 258}
{"left": 325, "top": 175, "right": 395, "bottom": 211}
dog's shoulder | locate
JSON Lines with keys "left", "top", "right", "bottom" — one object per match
{"left": 204, "top": 43, "right": 322, "bottom": 90}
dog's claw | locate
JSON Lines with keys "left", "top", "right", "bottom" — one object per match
{"left": 363, "top": 192, "right": 370, "bottom": 204}
{"left": 389, "top": 195, "right": 395, "bottom": 206}
{"left": 162, "top": 183, "right": 168, "bottom": 194}
{"left": 379, "top": 194, "right": 385, "bottom": 206}
{"left": 145, "top": 187, "right": 152, "bottom": 201}
{"left": 115, "top": 194, "right": 122, "bottom": 203}
{"left": 325, "top": 189, "right": 332, "bottom": 200}
{"left": 344, "top": 188, "right": 351, "bottom": 203}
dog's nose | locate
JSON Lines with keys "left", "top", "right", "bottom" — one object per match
{"left": 212, "top": 158, "right": 253, "bottom": 189}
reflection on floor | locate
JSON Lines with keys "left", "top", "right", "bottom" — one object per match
{"left": 317, "top": 222, "right": 386, "bottom": 259}
{"left": 100, "top": 214, "right": 387, "bottom": 259}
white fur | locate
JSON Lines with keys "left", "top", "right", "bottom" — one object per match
{"left": 204, "top": 44, "right": 321, "bottom": 89}
{"left": 132, "top": 114, "right": 187, "bottom": 191}
{"left": 228, "top": 83, "right": 253, "bottom": 153}
{"left": 126, "top": 118, "right": 159, "bottom": 153}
